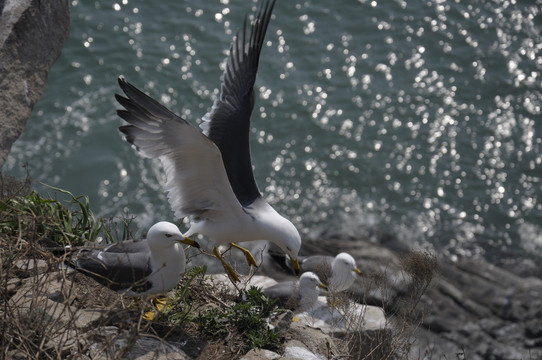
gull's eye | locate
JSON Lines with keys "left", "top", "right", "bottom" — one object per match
{"left": 165, "top": 233, "right": 173, "bottom": 238}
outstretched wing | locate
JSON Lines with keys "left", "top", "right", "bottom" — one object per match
{"left": 116, "top": 77, "right": 242, "bottom": 221}
{"left": 200, "top": 0, "right": 277, "bottom": 207}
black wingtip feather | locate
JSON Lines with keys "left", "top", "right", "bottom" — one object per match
{"left": 116, "top": 109, "right": 132, "bottom": 122}
{"left": 118, "top": 125, "right": 137, "bottom": 146}
{"left": 118, "top": 124, "right": 134, "bottom": 136}
{"left": 114, "top": 93, "right": 128, "bottom": 104}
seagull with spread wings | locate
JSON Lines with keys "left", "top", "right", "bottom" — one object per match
{"left": 115, "top": 0, "right": 301, "bottom": 282}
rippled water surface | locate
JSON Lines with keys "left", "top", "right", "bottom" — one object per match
{"left": 5, "top": 0, "right": 542, "bottom": 261}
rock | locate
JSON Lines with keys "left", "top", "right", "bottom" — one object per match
{"left": 14, "top": 258, "right": 48, "bottom": 273}
{"left": 6, "top": 277, "right": 21, "bottom": 292}
{"left": 43, "top": 329, "right": 83, "bottom": 358}
{"left": 526, "top": 318, "right": 542, "bottom": 338}
{"left": 88, "top": 326, "right": 191, "bottom": 360}
{"left": 282, "top": 340, "right": 326, "bottom": 360}
{"left": 240, "top": 348, "right": 281, "bottom": 360}
{"left": 123, "top": 336, "right": 190, "bottom": 360}
{"left": 407, "top": 258, "right": 542, "bottom": 360}
{"left": 9, "top": 271, "right": 108, "bottom": 331}
{"left": 293, "top": 296, "right": 386, "bottom": 335}
{"left": 0, "top": 0, "right": 70, "bottom": 169}
{"left": 283, "top": 323, "right": 348, "bottom": 359}
{"left": 3, "top": 227, "right": 542, "bottom": 359}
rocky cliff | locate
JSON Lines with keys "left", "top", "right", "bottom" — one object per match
{"left": 0, "top": 0, "right": 70, "bottom": 169}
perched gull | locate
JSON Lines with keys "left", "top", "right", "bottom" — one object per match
{"left": 263, "top": 272, "right": 327, "bottom": 311}
{"left": 66, "top": 222, "right": 198, "bottom": 296}
{"left": 273, "top": 252, "right": 361, "bottom": 292}
{"left": 115, "top": 0, "right": 301, "bottom": 282}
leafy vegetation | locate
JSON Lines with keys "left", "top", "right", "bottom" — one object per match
{"left": 154, "top": 265, "right": 209, "bottom": 325}
{"left": 193, "top": 286, "right": 282, "bottom": 351}
{"left": 0, "top": 184, "right": 115, "bottom": 247}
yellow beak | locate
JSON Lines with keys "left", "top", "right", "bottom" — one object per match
{"left": 290, "top": 257, "right": 300, "bottom": 276}
{"left": 319, "top": 283, "right": 327, "bottom": 290}
{"left": 179, "top": 236, "right": 200, "bottom": 248}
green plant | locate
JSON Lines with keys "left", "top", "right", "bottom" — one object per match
{"left": 230, "top": 287, "right": 281, "bottom": 350}
{"left": 194, "top": 307, "right": 229, "bottom": 337}
{"left": 155, "top": 266, "right": 208, "bottom": 325}
{"left": 0, "top": 184, "right": 120, "bottom": 247}
{"left": 194, "top": 286, "right": 282, "bottom": 351}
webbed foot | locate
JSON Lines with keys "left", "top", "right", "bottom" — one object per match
{"left": 214, "top": 247, "right": 240, "bottom": 283}
{"left": 229, "top": 242, "right": 258, "bottom": 267}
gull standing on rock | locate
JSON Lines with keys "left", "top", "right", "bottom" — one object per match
{"left": 115, "top": 0, "right": 301, "bottom": 282}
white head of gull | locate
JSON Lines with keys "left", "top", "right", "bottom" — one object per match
{"left": 329, "top": 252, "right": 362, "bottom": 292}
{"left": 115, "top": 0, "right": 301, "bottom": 282}
{"left": 297, "top": 272, "right": 328, "bottom": 311}
{"left": 67, "top": 221, "right": 198, "bottom": 297}
{"left": 274, "top": 251, "right": 361, "bottom": 292}
{"left": 263, "top": 272, "right": 327, "bottom": 312}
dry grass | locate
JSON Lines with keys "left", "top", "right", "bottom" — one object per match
{"left": 1, "top": 238, "right": 92, "bottom": 358}
{"left": 0, "top": 175, "right": 139, "bottom": 359}
{"left": 337, "top": 250, "right": 439, "bottom": 360}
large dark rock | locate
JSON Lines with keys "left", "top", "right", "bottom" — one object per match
{"left": 0, "top": 0, "right": 70, "bottom": 169}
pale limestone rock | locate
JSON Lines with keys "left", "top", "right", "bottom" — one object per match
{"left": 294, "top": 296, "right": 386, "bottom": 335}
{"left": 9, "top": 271, "right": 105, "bottom": 330}
{"left": 88, "top": 326, "right": 191, "bottom": 360}
{"left": 14, "top": 258, "right": 48, "bottom": 273}
{"left": 281, "top": 340, "right": 326, "bottom": 360}
{"left": 240, "top": 348, "right": 281, "bottom": 360}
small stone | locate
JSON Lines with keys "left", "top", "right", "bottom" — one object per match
{"left": 269, "top": 309, "right": 294, "bottom": 332}
{"left": 74, "top": 309, "right": 108, "bottom": 330}
{"left": 6, "top": 277, "right": 22, "bottom": 292}
{"left": 240, "top": 348, "right": 281, "bottom": 360}
{"left": 283, "top": 340, "right": 324, "bottom": 360}
{"left": 6, "top": 350, "right": 27, "bottom": 360}
{"left": 14, "top": 259, "right": 48, "bottom": 273}
{"left": 88, "top": 327, "right": 192, "bottom": 360}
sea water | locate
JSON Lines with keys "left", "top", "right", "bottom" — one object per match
{"left": 4, "top": 0, "right": 542, "bottom": 262}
